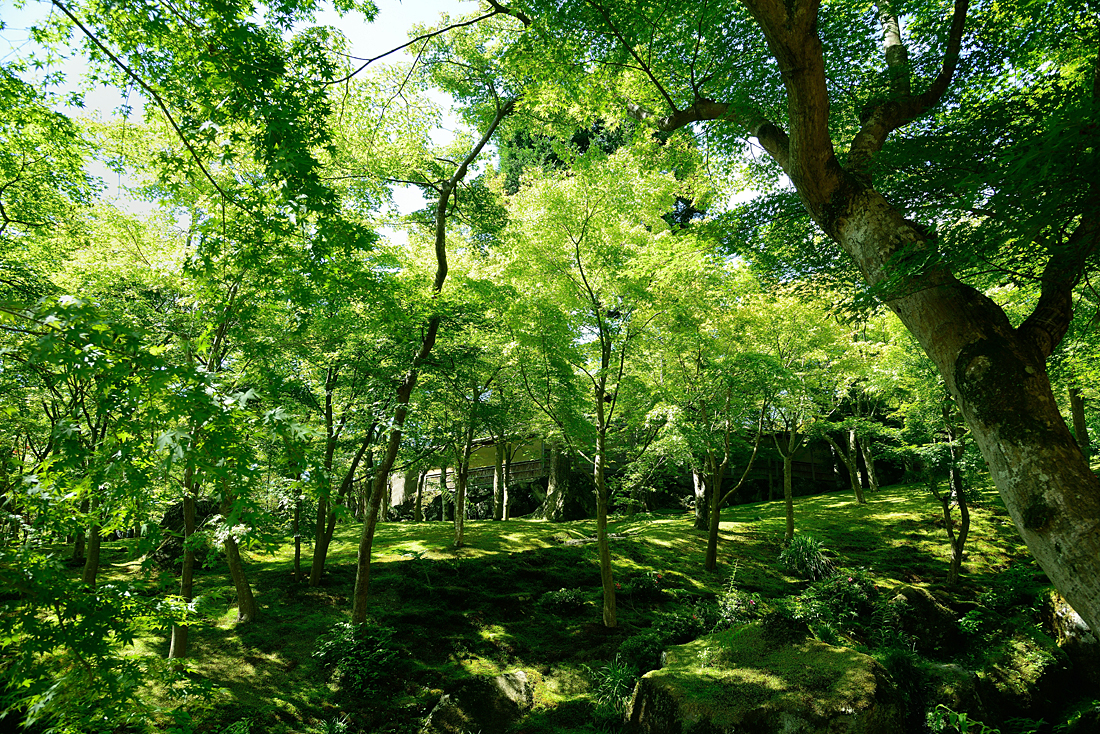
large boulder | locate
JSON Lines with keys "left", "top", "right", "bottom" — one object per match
{"left": 149, "top": 497, "right": 221, "bottom": 571}
{"left": 976, "top": 629, "right": 1071, "bottom": 724}
{"left": 627, "top": 622, "right": 903, "bottom": 734}
{"left": 421, "top": 670, "right": 534, "bottom": 734}
{"left": 1043, "top": 591, "right": 1100, "bottom": 693}
{"left": 888, "top": 585, "right": 963, "bottom": 658}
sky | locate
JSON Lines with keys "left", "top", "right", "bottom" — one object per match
{"left": 0, "top": 0, "right": 475, "bottom": 224}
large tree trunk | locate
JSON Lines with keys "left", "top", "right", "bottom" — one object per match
{"left": 618, "top": 0, "right": 1100, "bottom": 631}
{"left": 169, "top": 469, "right": 197, "bottom": 659}
{"left": 691, "top": 467, "right": 708, "bottom": 530}
{"left": 541, "top": 440, "right": 571, "bottom": 522}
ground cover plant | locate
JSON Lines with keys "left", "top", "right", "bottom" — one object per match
{"left": 6, "top": 481, "right": 1099, "bottom": 733}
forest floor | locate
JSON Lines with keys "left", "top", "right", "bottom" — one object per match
{"left": 84, "top": 482, "right": 1098, "bottom": 733}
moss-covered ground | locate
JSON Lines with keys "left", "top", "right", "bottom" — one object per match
{"left": 48, "top": 482, "right": 1100, "bottom": 732}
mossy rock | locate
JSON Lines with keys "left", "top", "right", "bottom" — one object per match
{"left": 977, "top": 628, "right": 1071, "bottom": 724}
{"left": 627, "top": 623, "right": 903, "bottom": 733}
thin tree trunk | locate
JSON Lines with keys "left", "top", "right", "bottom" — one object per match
{"left": 594, "top": 427, "right": 616, "bottom": 628}
{"left": 169, "top": 469, "right": 197, "bottom": 659}
{"left": 502, "top": 443, "right": 513, "bottom": 521}
{"left": 350, "top": 100, "right": 514, "bottom": 625}
{"left": 72, "top": 497, "right": 88, "bottom": 562}
{"left": 440, "top": 463, "right": 451, "bottom": 522}
{"left": 861, "top": 439, "right": 880, "bottom": 493}
{"left": 293, "top": 492, "right": 302, "bottom": 583}
{"left": 705, "top": 453, "right": 728, "bottom": 571}
{"left": 310, "top": 430, "right": 372, "bottom": 587}
{"left": 824, "top": 432, "right": 867, "bottom": 504}
{"left": 81, "top": 514, "right": 101, "bottom": 587}
{"left": 692, "top": 467, "right": 709, "bottom": 530}
{"left": 783, "top": 453, "right": 795, "bottom": 541}
{"left": 772, "top": 429, "right": 802, "bottom": 542}
{"left": 946, "top": 427, "right": 970, "bottom": 586}
{"left": 493, "top": 442, "right": 505, "bottom": 521}
{"left": 414, "top": 469, "right": 426, "bottom": 522}
{"left": 223, "top": 532, "right": 258, "bottom": 623}
{"left": 1070, "top": 386, "right": 1090, "bottom": 453}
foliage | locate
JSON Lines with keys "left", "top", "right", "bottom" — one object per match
{"left": 778, "top": 534, "right": 837, "bottom": 581}
{"left": 618, "top": 632, "right": 664, "bottom": 673}
{"left": 0, "top": 548, "right": 210, "bottom": 732}
{"left": 581, "top": 654, "right": 637, "bottom": 716}
{"left": 654, "top": 600, "right": 713, "bottom": 644}
{"left": 929, "top": 704, "right": 1003, "bottom": 734}
{"left": 623, "top": 571, "right": 664, "bottom": 601}
{"left": 538, "top": 587, "right": 589, "bottom": 616}
{"left": 794, "top": 568, "right": 882, "bottom": 642}
{"left": 979, "top": 562, "right": 1045, "bottom": 617}
{"left": 312, "top": 621, "right": 401, "bottom": 700}
{"left": 713, "top": 574, "right": 765, "bottom": 631}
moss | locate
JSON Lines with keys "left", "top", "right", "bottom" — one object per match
{"left": 643, "top": 624, "right": 888, "bottom": 727}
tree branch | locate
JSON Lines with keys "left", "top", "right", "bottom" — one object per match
{"left": 627, "top": 99, "right": 791, "bottom": 173}
{"left": 51, "top": 0, "right": 247, "bottom": 214}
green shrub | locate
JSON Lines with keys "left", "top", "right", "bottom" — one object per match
{"left": 619, "top": 632, "right": 664, "bottom": 672}
{"left": 655, "top": 601, "right": 713, "bottom": 644}
{"left": 582, "top": 654, "right": 638, "bottom": 715}
{"left": 797, "top": 568, "right": 880, "bottom": 640}
{"left": 538, "top": 587, "right": 588, "bottom": 615}
{"left": 624, "top": 571, "right": 664, "bottom": 601}
{"left": 958, "top": 609, "right": 990, "bottom": 638}
{"left": 779, "top": 534, "right": 837, "bottom": 581}
{"left": 713, "top": 574, "right": 765, "bottom": 631}
{"left": 313, "top": 621, "right": 401, "bottom": 699}
{"left": 980, "top": 562, "right": 1044, "bottom": 617}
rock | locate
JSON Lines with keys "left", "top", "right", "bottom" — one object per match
{"left": 1043, "top": 591, "right": 1100, "bottom": 693}
{"left": 627, "top": 624, "right": 903, "bottom": 733}
{"left": 924, "top": 663, "right": 988, "bottom": 722}
{"left": 150, "top": 498, "right": 221, "bottom": 571}
{"left": 976, "top": 629, "right": 1071, "bottom": 724}
{"left": 421, "top": 671, "right": 534, "bottom": 734}
{"left": 888, "top": 585, "right": 963, "bottom": 658}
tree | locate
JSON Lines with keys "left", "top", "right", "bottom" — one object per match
{"left": 505, "top": 143, "right": 686, "bottom": 624}
{"left": 349, "top": 100, "right": 515, "bottom": 624}
{"left": 507, "top": 0, "right": 1100, "bottom": 631}
{"left": 755, "top": 291, "right": 850, "bottom": 540}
